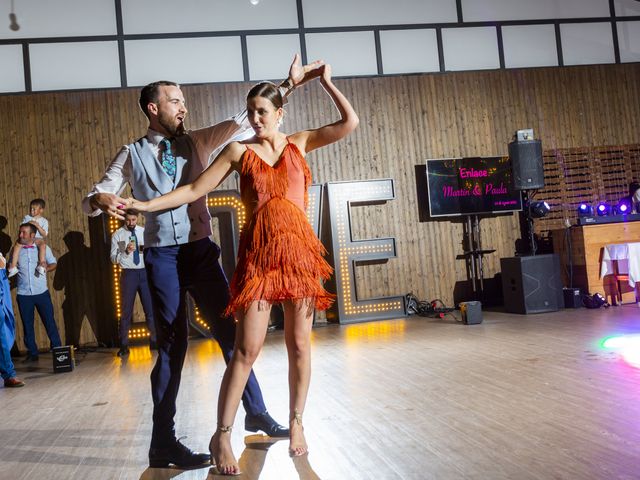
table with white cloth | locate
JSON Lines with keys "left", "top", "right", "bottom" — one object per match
{"left": 552, "top": 223, "right": 640, "bottom": 303}
{"left": 600, "top": 243, "right": 640, "bottom": 304}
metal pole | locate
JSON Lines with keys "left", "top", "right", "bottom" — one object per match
{"left": 466, "top": 215, "right": 477, "bottom": 292}
{"left": 475, "top": 215, "right": 485, "bottom": 290}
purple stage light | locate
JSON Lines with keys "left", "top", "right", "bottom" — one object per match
{"left": 596, "top": 203, "right": 610, "bottom": 216}
{"left": 616, "top": 198, "right": 632, "bottom": 215}
{"left": 577, "top": 203, "right": 593, "bottom": 217}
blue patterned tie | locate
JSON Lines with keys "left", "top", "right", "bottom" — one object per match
{"left": 160, "top": 138, "right": 176, "bottom": 180}
{"left": 129, "top": 228, "right": 140, "bottom": 265}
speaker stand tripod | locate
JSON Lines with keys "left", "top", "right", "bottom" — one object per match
{"left": 461, "top": 215, "right": 495, "bottom": 296}
{"left": 519, "top": 190, "right": 537, "bottom": 255}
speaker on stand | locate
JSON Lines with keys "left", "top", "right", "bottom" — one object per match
{"left": 501, "top": 132, "right": 563, "bottom": 312}
{"left": 509, "top": 134, "right": 545, "bottom": 256}
{"left": 509, "top": 138, "right": 544, "bottom": 190}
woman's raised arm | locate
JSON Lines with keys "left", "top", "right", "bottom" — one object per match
{"left": 296, "top": 64, "right": 359, "bottom": 154}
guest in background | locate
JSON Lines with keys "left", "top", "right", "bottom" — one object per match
{"left": 7, "top": 198, "right": 49, "bottom": 277}
{"left": 110, "top": 212, "right": 156, "bottom": 356}
{"left": 0, "top": 253, "right": 24, "bottom": 387}
{"left": 11, "top": 223, "right": 61, "bottom": 362}
{"left": 629, "top": 181, "right": 640, "bottom": 213}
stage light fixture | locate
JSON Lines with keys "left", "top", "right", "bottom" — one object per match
{"left": 529, "top": 200, "right": 550, "bottom": 218}
{"left": 596, "top": 202, "right": 611, "bottom": 216}
{"left": 577, "top": 203, "right": 593, "bottom": 216}
{"left": 615, "top": 198, "right": 632, "bottom": 215}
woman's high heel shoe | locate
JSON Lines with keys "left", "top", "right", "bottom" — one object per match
{"left": 288, "top": 410, "right": 308, "bottom": 457}
{"left": 209, "top": 425, "right": 241, "bottom": 476}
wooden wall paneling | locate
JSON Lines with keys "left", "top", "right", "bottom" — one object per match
{"left": 561, "top": 149, "right": 596, "bottom": 211}
{"left": 416, "top": 75, "right": 455, "bottom": 293}
{"left": 431, "top": 75, "right": 464, "bottom": 294}
{"left": 630, "top": 145, "right": 640, "bottom": 182}
{"left": 52, "top": 94, "right": 76, "bottom": 346}
{"left": 538, "top": 151, "right": 564, "bottom": 228}
{"left": 600, "top": 146, "right": 629, "bottom": 203}
{"left": 1, "top": 64, "right": 640, "bottom": 351}
{"left": 78, "top": 93, "right": 109, "bottom": 346}
{"left": 624, "top": 147, "right": 639, "bottom": 192}
{"left": 415, "top": 74, "right": 456, "bottom": 299}
{"left": 49, "top": 94, "right": 68, "bottom": 345}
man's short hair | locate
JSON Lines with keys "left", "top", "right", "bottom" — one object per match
{"left": 124, "top": 210, "right": 138, "bottom": 218}
{"left": 139, "top": 81, "right": 180, "bottom": 119}
{"left": 30, "top": 198, "right": 45, "bottom": 209}
{"left": 19, "top": 223, "right": 37, "bottom": 235}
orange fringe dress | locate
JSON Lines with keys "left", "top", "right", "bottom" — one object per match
{"left": 225, "top": 138, "right": 334, "bottom": 315}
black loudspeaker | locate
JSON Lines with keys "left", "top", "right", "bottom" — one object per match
{"left": 500, "top": 254, "right": 563, "bottom": 314}
{"left": 563, "top": 287, "right": 583, "bottom": 308}
{"left": 459, "top": 301, "right": 483, "bottom": 324}
{"left": 52, "top": 346, "right": 75, "bottom": 373}
{"left": 509, "top": 139, "right": 544, "bottom": 190}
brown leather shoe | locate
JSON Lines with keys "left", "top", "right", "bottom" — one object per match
{"left": 3, "top": 377, "right": 25, "bottom": 388}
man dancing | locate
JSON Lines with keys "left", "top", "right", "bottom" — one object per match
{"left": 83, "top": 55, "right": 323, "bottom": 468}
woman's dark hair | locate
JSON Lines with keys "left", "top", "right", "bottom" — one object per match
{"left": 246, "top": 82, "right": 283, "bottom": 109}
{"left": 139, "top": 81, "right": 179, "bottom": 118}
{"left": 629, "top": 181, "right": 640, "bottom": 197}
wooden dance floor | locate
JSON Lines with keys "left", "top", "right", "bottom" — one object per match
{"left": 1, "top": 307, "right": 640, "bottom": 480}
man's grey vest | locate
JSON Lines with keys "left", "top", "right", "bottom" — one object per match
{"left": 128, "top": 136, "right": 212, "bottom": 248}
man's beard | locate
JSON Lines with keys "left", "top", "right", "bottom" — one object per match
{"left": 158, "top": 112, "right": 185, "bottom": 137}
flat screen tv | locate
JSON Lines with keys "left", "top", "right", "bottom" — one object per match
{"left": 426, "top": 156, "right": 523, "bottom": 217}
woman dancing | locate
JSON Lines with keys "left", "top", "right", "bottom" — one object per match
{"left": 128, "top": 62, "right": 358, "bottom": 475}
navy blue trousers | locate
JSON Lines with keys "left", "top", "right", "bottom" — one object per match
{"left": 144, "top": 237, "right": 267, "bottom": 448}
{"left": 16, "top": 291, "right": 62, "bottom": 357}
{"left": 119, "top": 268, "right": 156, "bottom": 346}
